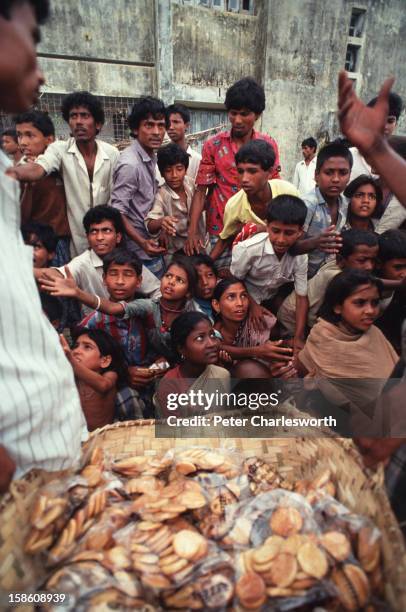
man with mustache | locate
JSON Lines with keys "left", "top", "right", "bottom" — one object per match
{"left": 7, "top": 90, "right": 119, "bottom": 257}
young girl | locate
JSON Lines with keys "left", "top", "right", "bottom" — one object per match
{"left": 212, "top": 278, "right": 296, "bottom": 378}
{"left": 297, "top": 269, "right": 399, "bottom": 412}
{"left": 344, "top": 174, "right": 383, "bottom": 231}
{"left": 154, "top": 312, "right": 230, "bottom": 417}
{"left": 45, "top": 256, "right": 197, "bottom": 363}
{"left": 60, "top": 329, "right": 128, "bottom": 431}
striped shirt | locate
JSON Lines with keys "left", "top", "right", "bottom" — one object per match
{"left": 0, "top": 150, "right": 84, "bottom": 478}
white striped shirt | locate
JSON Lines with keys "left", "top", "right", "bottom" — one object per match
{"left": 0, "top": 151, "right": 84, "bottom": 478}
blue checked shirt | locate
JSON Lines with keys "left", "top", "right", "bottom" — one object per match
{"left": 303, "top": 187, "right": 348, "bottom": 277}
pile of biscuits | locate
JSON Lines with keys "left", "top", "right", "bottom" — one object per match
{"left": 24, "top": 447, "right": 385, "bottom": 611}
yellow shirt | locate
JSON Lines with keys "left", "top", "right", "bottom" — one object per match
{"left": 219, "top": 179, "right": 299, "bottom": 240}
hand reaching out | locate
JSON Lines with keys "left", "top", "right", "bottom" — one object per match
{"left": 338, "top": 70, "right": 394, "bottom": 154}
{"left": 40, "top": 266, "right": 78, "bottom": 297}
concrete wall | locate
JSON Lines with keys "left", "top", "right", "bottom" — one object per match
{"left": 37, "top": 0, "right": 156, "bottom": 97}
{"left": 34, "top": 0, "right": 406, "bottom": 177}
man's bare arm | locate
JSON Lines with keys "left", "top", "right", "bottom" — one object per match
{"left": 121, "top": 214, "right": 166, "bottom": 257}
{"left": 6, "top": 161, "right": 46, "bottom": 182}
{"left": 185, "top": 186, "right": 207, "bottom": 255}
{"left": 338, "top": 71, "right": 406, "bottom": 207}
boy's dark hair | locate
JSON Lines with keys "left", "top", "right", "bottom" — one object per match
{"left": 102, "top": 248, "right": 142, "bottom": 276}
{"left": 339, "top": 228, "right": 379, "bottom": 259}
{"left": 0, "top": 0, "right": 49, "bottom": 22}
{"left": 344, "top": 174, "right": 383, "bottom": 207}
{"left": 2, "top": 128, "right": 18, "bottom": 142}
{"left": 301, "top": 137, "right": 317, "bottom": 150}
{"left": 166, "top": 103, "right": 190, "bottom": 125}
{"left": 61, "top": 91, "right": 105, "bottom": 125}
{"left": 367, "top": 92, "right": 403, "bottom": 120}
{"left": 224, "top": 77, "right": 265, "bottom": 114}
{"left": 83, "top": 205, "right": 124, "bottom": 235}
{"left": 72, "top": 328, "right": 128, "bottom": 388}
{"left": 14, "top": 110, "right": 55, "bottom": 137}
{"left": 315, "top": 141, "right": 353, "bottom": 172}
{"left": 235, "top": 140, "right": 275, "bottom": 171}
{"left": 319, "top": 270, "right": 383, "bottom": 325}
{"left": 378, "top": 230, "right": 406, "bottom": 262}
{"left": 192, "top": 254, "right": 217, "bottom": 276}
{"left": 170, "top": 312, "right": 212, "bottom": 362}
{"left": 168, "top": 255, "right": 198, "bottom": 297}
{"left": 21, "top": 221, "right": 58, "bottom": 252}
{"left": 266, "top": 195, "right": 307, "bottom": 227}
{"left": 128, "top": 97, "right": 168, "bottom": 133}
{"left": 157, "top": 143, "right": 189, "bottom": 175}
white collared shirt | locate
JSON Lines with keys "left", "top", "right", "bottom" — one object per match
{"left": 36, "top": 137, "right": 120, "bottom": 256}
{"left": 0, "top": 150, "right": 84, "bottom": 478}
{"left": 230, "top": 232, "right": 308, "bottom": 303}
{"left": 292, "top": 157, "right": 317, "bottom": 196}
{"left": 57, "top": 249, "right": 161, "bottom": 315}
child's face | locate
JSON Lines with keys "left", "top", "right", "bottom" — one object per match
{"left": 72, "top": 334, "right": 111, "bottom": 371}
{"left": 16, "top": 122, "right": 52, "bottom": 158}
{"left": 181, "top": 319, "right": 219, "bottom": 366}
{"left": 167, "top": 113, "right": 188, "bottom": 143}
{"left": 161, "top": 264, "right": 189, "bottom": 301}
{"left": 315, "top": 157, "right": 351, "bottom": 199}
{"left": 212, "top": 282, "right": 249, "bottom": 323}
{"left": 334, "top": 284, "right": 380, "bottom": 333}
{"left": 87, "top": 220, "right": 121, "bottom": 257}
{"left": 237, "top": 162, "right": 271, "bottom": 196}
{"left": 104, "top": 262, "right": 142, "bottom": 302}
{"left": 25, "top": 232, "right": 53, "bottom": 268}
{"left": 1, "top": 135, "right": 19, "bottom": 156}
{"left": 302, "top": 145, "right": 315, "bottom": 161}
{"left": 195, "top": 264, "right": 217, "bottom": 300}
{"left": 349, "top": 184, "right": 377, "bottom": 218}
{"left": 341, "top": 244, "right": 378, "bottom": 273}
{"left": 267, "top": 220, "right": 303, "bottom": 256}
{"left": 380, "top": 258, "right": 406, "bottom": 281}
{"left": 163, "top": 163, "right": 187, "bottom": 191}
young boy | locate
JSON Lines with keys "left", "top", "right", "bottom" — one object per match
{"left": 375, "top": 229, "right": 406, "bottom": 353}
{"left": 36, "top": 205, "right": 160, "bottom": 316}
{"left": 295, "top": 141, "right": 353, "bottom": 278}
{"left": 22, "top": 221, "right": 63, "bottom": 329}
{"left": 231, "top": 195, "right": 309, "bottom": 352}
{"left": 1, "top": 128, "right": 22, "bottom": 163}
{"left": 166, "top": 103, "right": 202, "bottom": 182}
{"left": 210, "top": 140, "right": 298, "bottom": 264}
{"left": 190, "top": 254, "right": 218, "bottom": 320}
{"left": 278, "top": 229, "right": 379, "bottom": 333}
{"left": 145, "top": 143, "right": 206, "bottom": 259}
{"left": 16, "top": 110, "right": 71, "bottom": 265}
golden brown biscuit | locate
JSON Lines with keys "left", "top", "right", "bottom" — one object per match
{"left": 320, "top": 530, "right": 351, "bottom": 562}
{"left": 264, "top": 552, "right": 297, "bottom": 587}
{"left": 297, "top": 542, "right": 328, "bottom": 579}
{"left": 270, "top": 506, "right": 303, "bottom": 537}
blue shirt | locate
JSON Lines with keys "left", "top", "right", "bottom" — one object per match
{"left": 303, "top": 186, "right": 348, "bottom": 277}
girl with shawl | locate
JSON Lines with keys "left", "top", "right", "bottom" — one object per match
{"left": 297, "top": 269, "right": 398, "bottom": 422}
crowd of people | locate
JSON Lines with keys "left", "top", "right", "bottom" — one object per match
{"left": 0, "top": 0, "right": 405, "bottom": 532}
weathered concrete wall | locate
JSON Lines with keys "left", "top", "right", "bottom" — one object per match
{"left": 37, "top": 0, "right": 156, "bottom": 97}
{"left": 261, "top": 0, "right": 406, "bottom": 180}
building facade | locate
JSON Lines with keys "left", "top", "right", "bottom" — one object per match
{"left": 5, "top": 0, "right": 406, "bottom": 177}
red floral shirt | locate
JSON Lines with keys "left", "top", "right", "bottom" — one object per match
{"left": 196, "top": 130, "right": 281, "bottom": 235}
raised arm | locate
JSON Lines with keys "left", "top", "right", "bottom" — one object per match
{"left": 40, "top": 267, "right": 124, "bottom": 316}
{"left": 338, "top": 71, "right": 406, "bottom": 207}
{"left": 60, "top": 335, "right": 117, "bottom": 394}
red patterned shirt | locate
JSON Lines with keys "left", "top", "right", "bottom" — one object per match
{"left": 196, "top": 129, "right": 281, "bottom": 235}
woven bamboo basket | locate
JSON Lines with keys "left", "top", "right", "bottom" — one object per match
{"left": 1, "top": 419, "right": 405, "bottom": 610}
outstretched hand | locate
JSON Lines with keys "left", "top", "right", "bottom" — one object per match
{"left": 338, "top": 70, "right": 394, "bottom": 154}
{"left": 40, "top": 266, "right": 78, "bottom": 297}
